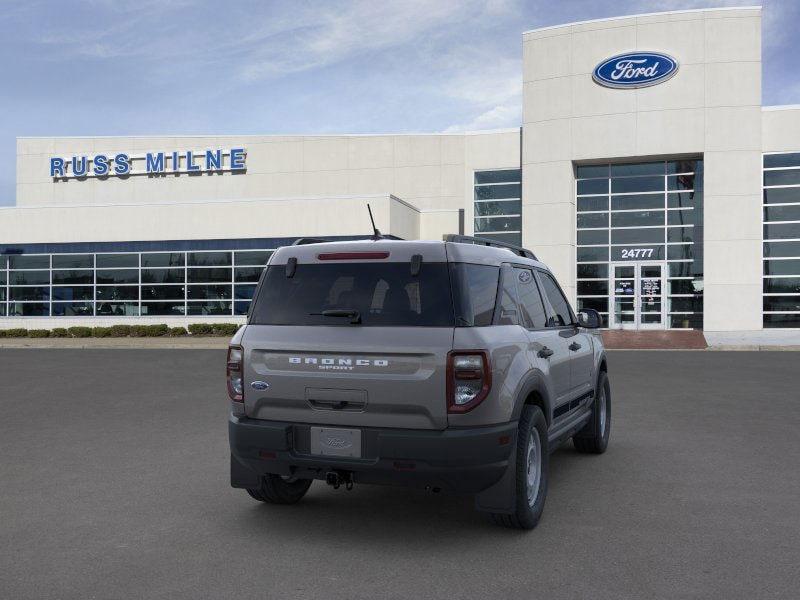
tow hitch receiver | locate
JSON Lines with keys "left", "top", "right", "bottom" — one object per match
{"left": 325, "top": 470, "right": 354, "bottom": 490}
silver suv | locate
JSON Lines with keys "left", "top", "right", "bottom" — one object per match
{"left": 228, "top": 235, "right": 610, "bottom": 529}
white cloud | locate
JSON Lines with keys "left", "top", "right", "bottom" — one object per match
{"left": 443, "top": 102, "right": 521, "bottom": 132}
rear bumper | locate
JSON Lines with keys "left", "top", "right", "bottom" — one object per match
{"left": 229, "top": 415, "right": 517, "bottom": 494}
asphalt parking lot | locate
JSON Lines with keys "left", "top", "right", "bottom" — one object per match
{"left": 1, "top": 349, "right": 798, "bottom": 599}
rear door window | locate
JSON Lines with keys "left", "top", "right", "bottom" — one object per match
{"left": 450, "top": 263, "right": 499, "bottom": 326}
{"left": 496, "top": 266, "right": 520, "bottom": 325}
{"left": 537, "top": 270, "right": 574, "bottom": 327}
{"left": 250, "top": 262, "right": 453, "bottom": 326}
{"left": 514, "top": 267, "right": 548, "bottom": 329}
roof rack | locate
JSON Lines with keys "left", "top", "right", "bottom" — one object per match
{"left": 292, "top": 237, "right": 332, "bottom": 246}
{"left": 443, "top": 234, "right": 537, "bottom": 260}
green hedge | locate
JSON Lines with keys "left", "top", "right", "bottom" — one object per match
{"left": 188, "top": 323, "right": 213, "bottom": 335}
{"left": 4, "top": 328, "right": 29, "bottom": 338}
{"left": 0, "top": 323, "right": 240, "bottom": 338}
{"left": 68, "top": 326, "right": 92, "bottom": 338}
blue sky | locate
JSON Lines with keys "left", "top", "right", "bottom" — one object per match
{"left": 1, "top": 0, "right": 798, "bottom": 206}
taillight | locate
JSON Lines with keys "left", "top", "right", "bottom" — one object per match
{"left": 447, "top": 350, "right": 491, "bottom": 413}
{"left": 227, "top": 345, "right": 243, "bottom": 402}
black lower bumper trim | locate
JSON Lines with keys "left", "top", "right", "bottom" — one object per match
{"left": 229, "top": 415, "right": 517, "bottom": 494}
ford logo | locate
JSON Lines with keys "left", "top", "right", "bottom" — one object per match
{"left": 593, "top": 52, "right": 678, "bottom": 89}
{"left": 323, "top": 436, "right": 351, "bottom": 449}
{"left": 250, "top": 381, "right": 269, "bottom": 390}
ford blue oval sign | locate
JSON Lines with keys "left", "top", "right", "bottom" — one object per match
{"left": 593, "top": 52, "right": 678, "bottom": 89}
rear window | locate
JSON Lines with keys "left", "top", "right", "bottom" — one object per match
{"left": 250, "top": 262, "right": 454, "bottom": 327}
{"left": 449, "top": 263, "right": 500, "bottom": 326}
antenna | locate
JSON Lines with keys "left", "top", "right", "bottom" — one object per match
{"left": 367, "top": 204, "right": 382, "bottom": 240}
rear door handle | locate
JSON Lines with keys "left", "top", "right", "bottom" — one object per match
{"left": 569, "top": 342, "right": 582, "bottom": 351}
{"left": 537, "top": 347, "right": 554, "bottom": 358}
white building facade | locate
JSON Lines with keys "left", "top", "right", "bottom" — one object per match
{"left": 2, "top": 6, "right": 799, "bottom": 337}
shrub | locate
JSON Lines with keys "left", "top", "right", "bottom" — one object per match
{"left": 68, "top": 326, "right": 92, "bottom": 338}
{"left": 188, "top": 323, "right": 213, "bottom": 336}
{"left": 51, "top": 328, "right": 69, "bottom": 338}
{"left": 5, "top": 328, "right": 29, "bottom": 338}
{"left": 91, "top": 327, "right": 112, "bottom": 338}
{"left": 168, "top": 326, "right": 188, "bottom": 337}
{"left": 0, "top": 330, "right": 5, "bottom": 338}
{"left": 28, "top": 329, "right": 51, "bottom": 338}
{"left": 109, "top": 324, "right": 132, "bottom": 337}
{"left": 129, "top": 325, "right": 148, "bottom": 338}
{"left": 212, "top": 323, "right": 239, "bottom": 336}
{"left": 145, "top": 324, "right": 169, "bottom": 337}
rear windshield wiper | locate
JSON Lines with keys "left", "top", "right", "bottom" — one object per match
{"left": 310, "top": 309, "right": 362, "bottom": 324}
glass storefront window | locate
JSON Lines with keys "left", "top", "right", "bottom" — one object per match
{"left": 234, "top": 251, "right": 272, "bottom": 266}
{"left": 141, "top": 269, "right": 185, "bottom": 284}
{"left": 9, "top": 255, "right": 49, "bottom": 269}
{"left": 234, "top": 267, "right": 264, "bottom": 283}
{"left": 188, "top": 268, "right": 231, "bottom": 283}
{"left": 97, "top": 254, "right": 138, "bottom": 268}
{"left": 474, "top": 170, "right": 521, "bottom": 246}
{"left": 52, "top": 254, "right": 93, "bottom": 269}
{"left": 1, "top": 244, "right": 278, "bottom": 318}
{"left": 764, "top": 153, "right": 800, "bottom": 329}
{"left": 188, "top": 252, "right": 231, "bottom": 267}
{"left": 10, "top": 271, "right": 50, "bottom": 285}
{"left": 576, "top": 159, "right": 704, "bottom": 329}
{"left": 52, "top": 270, "right": 93, "bottom": 284}
{"left": 96, "top": 269, "right": 138, "bottom": 284}
{"left": 141, "top": 253, "right": 185, "bottom": 268}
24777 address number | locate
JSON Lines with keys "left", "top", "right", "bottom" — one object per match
{"left": 620, "top": 248, "right": 655, "bottom": 259}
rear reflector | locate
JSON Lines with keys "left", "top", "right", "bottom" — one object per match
{"left": 258, "top": 450, "right": 277, "bottom": 459}
{"left": 317, "top": 252, "right": 390, "bottom": 260}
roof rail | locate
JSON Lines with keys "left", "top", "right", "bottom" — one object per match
{"left": 443, "top": 234, "right": 537, "bottom": 260}
{"left": 292, "top": 237, "right": 332, "bottom": 246}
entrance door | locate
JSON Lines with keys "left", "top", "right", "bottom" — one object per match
{"left": 610, "top": 262, "right": 666, "bottom": 330}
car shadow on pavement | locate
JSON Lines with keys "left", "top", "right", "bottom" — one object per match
{"left": 225, "top": 446, "right": 586, "bottom": 543}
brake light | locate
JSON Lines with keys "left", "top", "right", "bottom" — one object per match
{"left": 227, "top": 345, "right": 243, "bottom": 402}
{"left": 447, "top": 350, "right": 491, "bottom": 413}
{"left": 317, "top": 252, "right": 390, "bottom": 260}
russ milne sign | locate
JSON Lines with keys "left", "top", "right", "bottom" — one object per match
{"left": 49, "top": 148, "right": 246, "bottom": 179}
{"left": 592, "top": 52, "right": 678, "bottom": 89}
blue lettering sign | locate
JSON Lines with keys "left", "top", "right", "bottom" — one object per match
{"left": 205, "top": 149, "right": 222, "bottom": 170}
{"left": 593, "top": 52, "right": 678, "bottom": 89}
{"left": 50, "top": 157, "right": 65, "bottom": 177}
{"left": 146, "top": 152, "right": 165, "bottom": 173}
{"left": 93, "top": 154, "right": 109, "bottom": 176}
{"left": 230, "top": 147, "right": 246, "bottom": 170}
{"left": 48, "top": 147, "right": 246, "bottom": 179}
{"left": 114, "top": 153, "right": 130, "bottom": 175}
{"left": 186, "top": 150, "right": 200, "bottom": 172}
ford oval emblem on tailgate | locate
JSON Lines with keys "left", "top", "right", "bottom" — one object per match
{"left": 251, "top": 381, "right": 269, "bottom": 390}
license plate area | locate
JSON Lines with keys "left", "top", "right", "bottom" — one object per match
{"left": 310, "top": 427, "right": 362, "bottom": 458}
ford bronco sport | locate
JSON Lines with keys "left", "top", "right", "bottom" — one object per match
{"left": 228, "top": 235, "right": 610, "bottom": 529}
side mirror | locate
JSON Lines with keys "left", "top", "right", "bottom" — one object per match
{"left": 577, "top": 308, "right": 602, "bottom": 329}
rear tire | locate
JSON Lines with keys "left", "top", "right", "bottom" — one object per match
{"left": 246, "top": 475, "right": 312, "bottom": 504}
{"left": 573, "top": 371, "right": 611, "bottom": 454}
{"left": 490, "top": 405, "right": 549, "bottom": 530}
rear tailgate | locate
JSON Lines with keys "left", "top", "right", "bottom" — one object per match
{"left": 242, "top": 325, "right": 453, "bottom": 430}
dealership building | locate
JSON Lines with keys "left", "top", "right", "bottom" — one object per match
{"left": 2, "top": 6, "right": 799, "bottom": 339}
